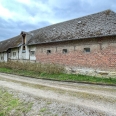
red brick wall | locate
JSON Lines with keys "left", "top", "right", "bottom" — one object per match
{"left": 35, "top": 36, "right": 116, "bottom": 71}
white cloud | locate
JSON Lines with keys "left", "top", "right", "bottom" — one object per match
{"left": 7, "top": 0, "right": 54, "bottom": 24}
{"left": 48, "top": 0, "right": 78, "bottom": 8}
{"left": 0, "top": 0, "right": 116, "bottom": 41}
{"left": 15, "top": 0, "right": 31, "bottom": 5}
{"left": 0, "top": 3, "right": 13, "bottom": 19}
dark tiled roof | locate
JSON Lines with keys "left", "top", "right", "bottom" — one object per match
{"left": 0, "top": 35, "right": 22, "bottom": 52}
{"left": 0, "top": 10, "right": 116, "bottom": 52}
{"left": 28, "top": 10, "right": 116, "bottom": 45}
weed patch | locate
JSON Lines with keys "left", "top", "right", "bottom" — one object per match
{"left": 0, "top": 61, "right": 64, "bottom": 74}
{"left": 0, "top": 88, "right": 33, "bottom": 116}
{"left": 0, "top": 62, "right": 116, "bottom": 85}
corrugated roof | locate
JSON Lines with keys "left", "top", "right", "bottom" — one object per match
{"left": 0, "top": 35, "right": 22, "bottom": 52}
{"left": 28, "top": 9, "right": 116, "bottom": 45}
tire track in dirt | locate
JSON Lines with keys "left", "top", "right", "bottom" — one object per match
{"left": 0, "top": 73, "right": 116, "bottom": 115}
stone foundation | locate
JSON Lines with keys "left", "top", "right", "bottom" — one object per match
{"left": 65, "top": 66, "right": 116, "bottom": 78}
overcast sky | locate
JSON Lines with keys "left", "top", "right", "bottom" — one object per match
{"left": 0, "top": 0, "right": 116, "bottom": 41}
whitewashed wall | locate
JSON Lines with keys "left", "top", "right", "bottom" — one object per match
{"left": 4, "top": 52, "right": 7, "bottom": 62}
{"left": 19, "top": 46, "right": 30, "bottom": 60}
{"left": 0, "top": 45, "right": 37, "bottom": 62}
{"left": 29, "top": 46, "right": 36, "bottom": 61}
{"left": 0, "top": 52, "right": 7, "bottom": 62}
{"left": 10, "top": 48, "right": 19, "bottom": 60}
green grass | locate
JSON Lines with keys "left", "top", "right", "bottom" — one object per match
{"left": 0, "top": 67, "right": 116, "bottom": 85}
{"left": 0, "top": 89, "right": 33, "bottom": 116}
{"left": 40, "top": 108, "right": 47, "bottom": 112}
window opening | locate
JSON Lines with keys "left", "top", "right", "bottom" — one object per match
{"left": 84, "top": 48, "right": 90, "bottom": 53}
{"left": 13, "top": 52, "right": 16, "bottom": 57}
{"left": 30, "top": 51, "right": 35, "bottom": 56}
{"left": 62, "top": 49, "right": 68, "bottom": 54}
{"left": 47, "top": 50, "right": 51, "bottom": 54}
{"left": 22, "top": 46, "right": 26, "bottom": 53}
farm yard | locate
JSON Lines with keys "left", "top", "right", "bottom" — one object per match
{"left": 0, "top": 9, "right": 116, "bottom": 116}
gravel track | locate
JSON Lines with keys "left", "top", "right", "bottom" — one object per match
{"left": 0, "top": 73, "right": 116, "bottom": 116}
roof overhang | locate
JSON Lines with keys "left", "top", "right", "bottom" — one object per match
{"left": 28, "top": 34, "right": 116, "bottom": 46}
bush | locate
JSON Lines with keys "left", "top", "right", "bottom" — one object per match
{"left": 0, "top": 61, "right": 64, "bottom": 74}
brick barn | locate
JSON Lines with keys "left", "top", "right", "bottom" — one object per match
{"left": 0, "top": 9, "right": 116, "bottom": 76}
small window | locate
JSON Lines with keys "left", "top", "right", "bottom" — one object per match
{"left": 62, "top": 49, "right": 68, "bottom": 54}
{"left": 23, "top": 46, "right": 25, "bottom": 50}
{"left": 22, "top": 46, "right": 26, "bottom": 53}
{"left": 30, "top": 51, "right": 35, "bottom": 56}
{"left": 13, "top": 52, "right": 16, "bottom": 57}
{"left": 47, "top": 50, "right": 51, "bottom": 54}
{"left": 84, "top": 48, "right": 90, "bottom": 53}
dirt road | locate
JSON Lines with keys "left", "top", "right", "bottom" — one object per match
{"left": 0, "top": 72, "right": 116, "bottom": 116}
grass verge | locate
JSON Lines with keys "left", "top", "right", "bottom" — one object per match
{"left": 0, "top": 67, "right": 116, "bottom": 85}
{"left": 0, "top": 88, "right": 33, "bottom": 116}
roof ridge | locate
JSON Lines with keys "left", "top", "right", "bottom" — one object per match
{"left": 29, "top": 9, "right": 115, "bottom": 34}
{"left": 0, "top": 9, "right": 115, "bottom": 43}
{"left": 28, "top": 9, "right": 116, "bottom": 45}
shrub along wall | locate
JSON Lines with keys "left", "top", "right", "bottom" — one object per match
{"left": 0, "top": 61, "right": 64, "bottom": 74}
